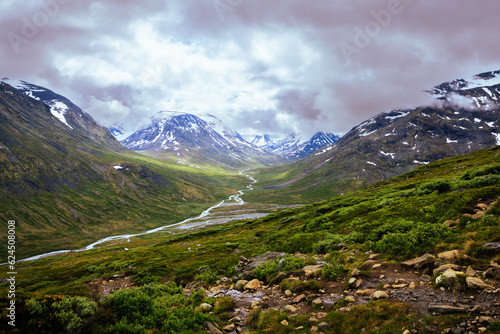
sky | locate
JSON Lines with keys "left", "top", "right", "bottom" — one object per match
{"left": 1, "top": 0, "right": 500, "bottom": 140}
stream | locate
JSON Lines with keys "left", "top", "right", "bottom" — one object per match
{"left": 18, "top": 170, "right": 295, "bottom": 263}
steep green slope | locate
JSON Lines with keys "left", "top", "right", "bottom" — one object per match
{"left": 0, "top": 82, "right": 248, "bottom": 257}
{"left": 2, "top": 146, "right": 499, "bottom": 333}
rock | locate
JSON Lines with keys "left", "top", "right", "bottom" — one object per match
{"left": 356, "top": 289, "right": 376, "bottom": 296}
{"left": 351, "top": 268, "right": 361, "bottom": 277}
{"left": 372, "top": 263, "right": 382, "bottom": 269}
{"left": 205, "top": 321, "right": 223, "bottom": 334}
{"left": 234, "top": 251, "right": 285, "bottom": 278}
{"left": 409, "top": 282, "right": 416, "bottom": 289}
{"left": 318, "top": 322, "right": 331, "bottom": 331}
{"left": 310, "top": 326, "right": 319, "bottom": 332}
{"left": 472, "top": 211, "right": 484, "bottom": 219}
{"left": 223, "top": 324, "right": 235, "bottom": 332}
{"left": 244, "top": 279, "right": 261, "bottom": 290}
{"left": 355, "top": 279, "right": 364, "bottom": 288}
{"left": 285, "top": 289, "right": 293, "bottom": 297}
{"left": 466, "top": 277, "right": 494, "bottom": 290}
{"left": 368, "top": 254, "right": 380, "bottom": 260}
{"left": 419, "top": 274, "right": 432, "bottom": 282}
{"left": 250, "top": 301, "right": 260, "bottom": 309}
{"left": 284, "top": 305, "right": 297, "bottom": 313}
{"left": 345, "top": 296, "right": 356, "bottom": 302}
{"left": 280, "top": 320, "right": 289, "bottom": 326}
{"left": 482, "top": 242, "right": 500, "bottom": 250}
{"left": 402, "top": 253, "right": 435, "bottom": 269}
{"left": 444, "top": 219, "right": 458, "bottom": 227}
{"left": 270, "top": 272, "right": 287, "bottom": 285}
{"left": 197, "top": 303, "right": 213, "bottom": 313}
{"left": 312, "top": 298, "right": 322, "bottom": 306}
{"left": 428, "top": 304, "right": 467, "bottom": 314}
{"left": 433, "top": 264, "right": 462, "bottom": 275}
{"left": 403, "top": 330, "right": 411, "bottom": 334}
{"left": 235, "top": 280, "right": 248, "bottom": 290}
{"left": 466, "top": 266, "right": 477, "bottom": 277}
{"left": 229, "top": 316, "right": 242, "bottom": 323}
{"left": 371, "top": 291, "right": 389, "bottom": 299}
{"left": 348, "top": 277, "right": 357, "bottom": 285}
{"left": 292, "top": 294, "right": 307, "bottom": 304}
{"left": 392, "top": 284, "right": 407, "bottom": 289}
{"left": 484, "top": 267, "right": 500, "bottom": 279}
{"left": 303, "top": 265, "right": 323, "bottom": 277}
{"left": 478, "top": 316, "right": 493, "bottom": 325}
{"left": 451, "top": 326, "right": 465, "bottom": 334}
{"left": 278, "top": 258, "right": 286, "bottom": 271}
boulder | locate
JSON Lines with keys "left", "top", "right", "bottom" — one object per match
{"left": 285, "top": 289, "right": 293, "bottom": 297}
{"left": 244, "top": 279, "right": 261, "bottom": 290}
{"left": 371, "top": 291, "right": 389, "bottom": 299}
{"left": 284, "top": 305, "right": 297, "bottom": 313}
{"left": 205, "top": 321, "right": 223, "bottom": 334}
{"left": 270, "top": 272, "right": 288, "bottom": 285}
{"left": 318, "top": 322, "right": 331, "bottom": 331}
{"left": 433, "top": 264, "right": 461, "bottom": 276}
{"left": 437, "top": 250, "right": 463, "bottom": 261}
{"left": 345, "top": 296, "right": 356, "bottom": 302}
{"left": 466, "top": 266, "right": 477, "bottom": 277}
{"left": 484, "top": 267, "right": 500, "bottom": 279}
{"left": 402, "top": 253, "right": 435, "bottom": 269}
{"left": 466, "top": 277, "right": 494, "bottom": 290}
{"left": 303, "top": 265, "right": 323, "bottom": 277}
{"left": 428, "top": 304, "right": 467, "bottom": 314}
{"left": 292, "top": 294, "right": 306, "bottom": 304}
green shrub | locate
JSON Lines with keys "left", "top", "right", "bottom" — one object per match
{"left": 253, "top": 256, "right": 305, "bottom": 281}
{"left": 312, "top": 234, "right": 344, "bottom": 254}
{"left": 26, "top": 295, "right": 97, "bottom": 333}
{"left": 322, "top": 263, "right": 347, "bottom": 281}
{"left": 214, "top": 297, "right": 234, "bottom": 314}
{"left": 195, "top": 265, "right": 218, "bottom": 286}
{"left": 419, "top": 180, "right": 451, "bottom": 194}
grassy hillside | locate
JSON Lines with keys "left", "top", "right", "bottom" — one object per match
{"left": 0, "top": 83, "right": 249, "bottom": 257}
{"left": 1, "top": 146, "right": 499, "bottom": 333}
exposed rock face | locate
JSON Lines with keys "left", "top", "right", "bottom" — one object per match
{"left": 429, "top": 304, "right": 468, "bottom": 314}
{"left": 402, "top": 253, "right": 436, "bottom": 269}
{"left": 466, "top": 277, "right": 494, "bottom": 290}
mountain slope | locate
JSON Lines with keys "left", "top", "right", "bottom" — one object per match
{"left": 247, "top": 71, "right": 500, "bottom": 203}
{"left": 0, "top": 81, "right": 248, "bottom": 257}
{"left": 121, "top": 111, "right": 285, "bottom": 169}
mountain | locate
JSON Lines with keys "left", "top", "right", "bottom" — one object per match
{"left": 246, "top": 71, "right": 500, "bottom": 203}
{"left": 121, "top": 111, "right": 285, "bottom": 169}
{"left": 251, "top": 132, "right": 339, "bottom": 161}
{"left": 0, "top": 80, "right": 250, "bottom": 256}
{"left": 1, "top": 77, "right": 121, "bottom": 150}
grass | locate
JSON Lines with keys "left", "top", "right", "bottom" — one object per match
{"left": 0, "top": 146, "right": 499, "bottom": 333}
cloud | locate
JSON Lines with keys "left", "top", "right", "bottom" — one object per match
{"left": 1, "top": 0, "right": 500, "bottom": 139}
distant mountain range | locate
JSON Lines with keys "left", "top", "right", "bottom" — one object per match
{"left": 250, "top": 132, "right": 339, "bottom": 160}
{"left": 117, "top": 111, "right": 339, "bottom": 166}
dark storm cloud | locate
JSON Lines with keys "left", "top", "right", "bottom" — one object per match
{"left": 1, "top": 0, "right": 499, "bottom": 137}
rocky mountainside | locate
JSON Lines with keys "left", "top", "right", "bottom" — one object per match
{"left": 247, "top": 70, "right": 500, "bottom": 203}
{"left": 121, "top": 111, "right": 286, "bottom": 169}
{"left": 251, "top": 132, "right": 339, "bottom": 161}
{"left": 1, "top": 78, "right": 122, "bottom": 150}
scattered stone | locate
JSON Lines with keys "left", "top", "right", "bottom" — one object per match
{"left": 205, "top": 321, "right": 223, "bottom": 334}
{"left": 466, "top": 277, "right": 494, "bottom": 290}
{"left": 433, "top": 264, "right": 462, "bottom": 275}
{"left": 310, "top": 326, "right": 319, "bottom": 333}
{"left": 403, "top": 330, "right": 411, "bottom": 334}
{"left": 369, "top": 254, "right": 380, "bottom": 260}
{"left": 482, "top": 242, "right": 500, "bottom": 250}
{"left": 235, "top": 280, "right": 248, "bottom": 290}
{"left": 478, "top": 316, "right": 493, "bottom": 325}
{"left": 348, "top": 277, "right": 357, "bottom": 285}
{"left": 223, "top": 324, "right": 235, "bottom": 332}
{"left": 197, "top": 303, "right": 213, "bottom": 313}
{"left": 229, "top": 316, "right": 242, "bottom": 323}
{"left": 270, "top": 272, "right": 288, "bottom": 285}
{"left": 484, "top": 267, "right": 500, "bottom": 279}
{"left": 444, "top": 219, "right": 458, "bottom": 227}
{"left": 338, "top": 307, "right": 351, "bottom": 312}
{"left": 278, "top": 258, "right": 286, "bottom": 271}
{"left": 244, "top": 279, "right": 261, "bottom": 290}
{"left": 428, "top": 304, "right": 467, "bottom": 314}
{"left": 285, "top": 289, "right": 293, "bottom": 297}
{"left": 402, "top": 253, "right": 435, "bottom": 269}
{"left": 466, "top": 266, "right": 477, "bottom": 277}
{"left": 356, "top": 289, "right": 376, "bottom": 296}
{"left": 303, "top": 265, "right": 323, "bottom": 277}
{"left": 371, "top": 291, "right": 390, "bottom": 299}
{"left": 419, "top": 274, "right": 432, "bottom": 282}
{"left": 345, "top": 296, "right": 356, "bottom": 302}
{"left": 355, "top": 279, "right": 364, "bottom": 288}
{"left": 477, "top": 203, "right": 488, "bottom": 210}
{"left": 235, "top": 251, "right": 285, "bottom": 278}
{"left": 392, "top": 284, "right": 407, "bottom": 289}
{"left": 318, "top": 322, "right": 331, "bottom": 331}
{"left": 280, "top": 320, "right": 289, "bottom": 326}
{"left": 372, "top": 264, "right": 382, "bottom": 269}
{"left": 351, "top": 268, "right": 361, "bottom": 277}
{"left": 409, "top": 282, "right": 416, "bottom": 289}
{"left": 292, "top": 294, "right": 307, "bottom": 304}
{"left": 312, "top": 298, "right": 322, "bottom": 306}
{"left": 284, "top": 305, "right": 297, "bottom": 313}
{"left": 250, "top": 301, "right": 260, "bottom": 309}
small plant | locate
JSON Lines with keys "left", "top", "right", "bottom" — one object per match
{"left": 322, "top": 263, "right": 347, "bottom": 281}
